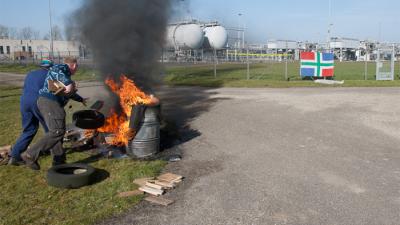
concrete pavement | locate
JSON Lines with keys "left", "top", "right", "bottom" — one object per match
{"left": 92, "top": 86, "right": 400, "bottom": 225}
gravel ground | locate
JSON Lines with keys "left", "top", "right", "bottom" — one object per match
{"left": 91, "top": 86, "right": 400, "bottom": 225}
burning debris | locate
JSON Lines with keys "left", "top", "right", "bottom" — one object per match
{"left": 97, "top": 75, "right": 154, "bottom": 146}
{"left": 65, "top": 0, "right": 176, "bottom": 158}
{"left": 64, "top": 125, "right": 95, "bottom": 149}
{"left": 64, "top": 75, "right": 161, "bottom": 158}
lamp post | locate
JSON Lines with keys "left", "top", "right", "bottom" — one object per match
{"left": 238, "top": 13, "right": 242, "bottom": 50}
{"left": 327, "top": 0, "right": 333, "bottom": 52}
{"left": 48, "top": 0, "right": 54, "bottom": 59}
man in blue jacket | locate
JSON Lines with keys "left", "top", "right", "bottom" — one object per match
{"left": 8, "top": 59, "right": 53, "bottom": 166}
{"left": 21, "top": 57, "right": 86, "bottom": 170}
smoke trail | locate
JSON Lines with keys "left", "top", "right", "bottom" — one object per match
{"left": 72, "top": 0, "right": 171, "bottom": 91}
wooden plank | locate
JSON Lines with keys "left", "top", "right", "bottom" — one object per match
{"left": 133, "top": 177, "right": 154, "bottom": 187}
{"left": 145, "top": 181, "right": 164, "bottom": 190}
{"left": 48, "top": 80, "right": 66, "bottom": 95}
{"left": 144, "top": 196, "right": 174, "bottom": 206}
{"left": 139, "top": 186, "right": 164, "bottom": 196}
{"left": 154, "top": 180, "right": 175, "bottom": 189}
{"left": 172, "top": 178, "right": 183, "bottom": 184}
{"left": 157, "top": 173, "right": 183, "bottom": 183}
{"left": 117, "top": 190, "right": 143, "bottom": 198}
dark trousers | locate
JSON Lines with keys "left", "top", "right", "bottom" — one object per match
{"left": 10, "top": 96, "right": 48, "bottom": 160}
{"left": 25, "top": 97, "right": 66, "bottom": 163}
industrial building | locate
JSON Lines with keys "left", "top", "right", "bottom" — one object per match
{"left": 0, "top": 38, "right": 82, "bottom": 61}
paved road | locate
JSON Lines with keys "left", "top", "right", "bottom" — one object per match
{"left": 92, "top": 86, "right": 400, "bottom": 225}
{"left": 0, "top": 72, "right": 26, "bottom": 86}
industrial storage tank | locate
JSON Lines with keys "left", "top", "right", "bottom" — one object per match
{"left": 203, "top": 26, "right": 228, "bottom": 49}
{"left": 167, "top": 23, "right": 204, "bottom": 50}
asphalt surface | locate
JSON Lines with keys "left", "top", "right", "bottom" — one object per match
{"left": 92, "top": 86, "right": 400, "bottom": 225}
{"left": 3, "top": 74, "right": 400, "bottom": 224}
{"left": 0, "top": 72, "right": 26, "bottom": 86}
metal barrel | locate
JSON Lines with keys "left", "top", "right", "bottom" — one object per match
{"left": 126, "top": 104, "right": 160, "bottom": 158}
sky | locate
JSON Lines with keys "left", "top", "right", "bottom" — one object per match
{"left": 0, "top": 0, "right": 399, "bottom": 43}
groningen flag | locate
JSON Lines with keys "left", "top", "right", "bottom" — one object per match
{"left": 300, "top": 52, "right": 334, "bottom": 77}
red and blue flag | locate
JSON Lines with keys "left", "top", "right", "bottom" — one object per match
{"left": 300, "top": 52, "right": 334, "bottom": 77}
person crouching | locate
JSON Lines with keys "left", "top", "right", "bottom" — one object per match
{"left": 21, "top": 57, "right": 87, "bottom": 170}
{"left": 8, "top": 59, "right": 53, "bottom": 166}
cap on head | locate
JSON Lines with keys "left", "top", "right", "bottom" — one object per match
{"left": 40, "top": 59, "right": 54, "bottom": 68}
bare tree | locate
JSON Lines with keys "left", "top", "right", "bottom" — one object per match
{"left": 32, "top": 30, "right": 40, "bottom": 40}
{"left": 8, "top": 27, "right": 18, "bottom": 39}
{"left": 43, "top": 25, "right": 64, "bottom": 41}
{"left": 52, "top": 25, "right": 64, "bottom": 41}
{"left": 19, "top": 26, "right": 34, "bottom": 39}
{"left": 0, "top": 24, "right": 9, "bottom": 38}
{"left": 43, "top": 33, "right": 50, "bottom": 40}
{"left": 0, "top": 25, "right": 40, "bottom": 40}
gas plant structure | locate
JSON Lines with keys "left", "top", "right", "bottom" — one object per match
{"left": 164, "top": 20, "right": 229, "bottom": 62}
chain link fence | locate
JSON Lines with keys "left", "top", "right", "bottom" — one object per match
{"left": 1, "top": 49, "right": 399, "bottom": 81}
{"left": 0, "top": 51, "right": 94, "bottom": 66}
{"left": 162, "top": 49, "right": 400, "bottom": 81}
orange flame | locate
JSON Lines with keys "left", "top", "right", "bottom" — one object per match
{"left": 83, "top": 129, "right": 96, "bottom": 139}
{"left": 98, "top": 75, "right": 152, "bottom": 146}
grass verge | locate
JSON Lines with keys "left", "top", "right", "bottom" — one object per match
{"left": 0, "top": 86, "right": 166, "bottom": 225}
{"left": 0, "top": 64, "right": 98, "bottom": 81}
{"left": 165, "top": 62, "right": 400, "bottom": 88}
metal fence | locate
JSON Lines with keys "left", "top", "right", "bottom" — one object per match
{"left": 2, "top": 49, "right": 399, "bottom": 81}
{"left": 164, "top": 52, "right": 400, "bottom": 81}
{"left": 0, "top": 51, "right": 90, "bottom": 64}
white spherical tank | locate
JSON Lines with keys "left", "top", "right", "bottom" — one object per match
{"left": 167, "top": 24, "right": 204, "bottom": 50}
{"left": 203, "top": 26, "right": 228, "bottom": 49}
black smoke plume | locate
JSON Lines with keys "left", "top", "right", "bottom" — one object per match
{"left": 71, "top": 0, "right": 171, "bottom": 91}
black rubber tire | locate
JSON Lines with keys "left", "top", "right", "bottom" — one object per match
{"left": 47, "top": 163, "right": 96, "bottom": 189}
{"left": 73, "top": 110, "right": 105, "bottom": 129}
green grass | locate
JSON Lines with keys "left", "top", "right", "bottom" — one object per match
{"left": 0, "top": 64, "right": 98, "bottom": 81}
{"left": 0, "top": 63, "right": 38, "bottom": 74}
{"left": 165, "top": 61, "right": 400, "bottom": 87}
{"left": 0, "top": 153, "right": 166, "bottom": 225}
{"left": 0, "top": 86, "right": 26, "bottom": 146}
{"left": 0, "top": 86, "right": 167, "bottom": 225}
{"left": 4, "top": 61, "right": 400, "bottom": 87}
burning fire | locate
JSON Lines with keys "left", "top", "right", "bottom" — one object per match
{"left": 98, "top": 75, "right": 152, "bottom": 146}
{"left": 83, "top": 129, "right": 96, "bottom": 139}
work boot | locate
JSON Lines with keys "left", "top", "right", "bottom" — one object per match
{"left": 52, "top": 154, "right": 66, "bottom": 167}
{"left": 21, "top": 152, "right": 40, "bottom": 170}
{"left": 8, "top": 157, "right": 25, "bottom": 166}
{"left": 52, "top": 160, "right": 66, "bottom": 167}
